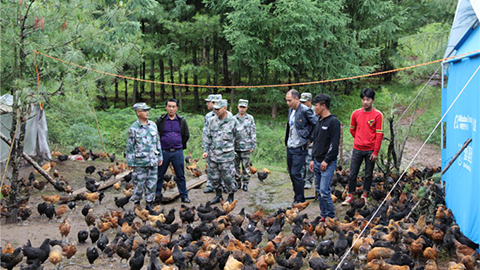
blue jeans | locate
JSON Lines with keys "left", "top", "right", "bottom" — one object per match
{"left": 156, "top": 149, "right": 188, "bottom": 198}
{"left": 348, "top": 149, "right": 374, "bottom": 194}
{"left": 287, "top": 146, "right": 307, "bottom": 202}
{"left": 314, "top": 159, "right": 336, "bottom": 218}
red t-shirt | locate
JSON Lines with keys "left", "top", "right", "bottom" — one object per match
{"left": 350, "top": 108, "right": 384, "bottom": 155}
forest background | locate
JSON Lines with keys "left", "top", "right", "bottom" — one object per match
{"left": 0, "top": 0, "right": 456, "bottom": 169}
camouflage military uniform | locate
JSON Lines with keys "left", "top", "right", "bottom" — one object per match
{"left": 203, "top": 110, "right": 217, "bottom": 189}
{"left": 234, "top": 113, "right": 256, "bottom": 187}
{"left": 302, "top": 105, "right": 315, "bottom": 189}
{"left": 126, "top": 119, "right": 163, "bottom": 203}
{"left": 203, "top": 113, "right": 241, "bottom": 194}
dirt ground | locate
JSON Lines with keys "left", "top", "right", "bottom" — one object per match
{"left": 0, "top": 142, "right": 451, "bottom": 270}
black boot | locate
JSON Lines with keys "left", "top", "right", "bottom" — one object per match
{"left": 227, "top": 193, "right": 234, "bottom": 204}
{"left": 210, "top": 189, "right": 223, "bottom": 204}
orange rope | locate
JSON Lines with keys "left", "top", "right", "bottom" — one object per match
{"left": 33, "top": 49, "right": 480, "bottom": 89}
{"left": 33, "top": 53, "right": 44, "bottom": 110}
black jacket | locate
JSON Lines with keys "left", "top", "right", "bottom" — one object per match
{"left": 285, "top": 103, "right": 317, "bottom": 147}
{"left": 156, "top": 114, "right": 190, "bottom": 149}
{"left": 312, "top": 114, "right": 341, "bottom": 164}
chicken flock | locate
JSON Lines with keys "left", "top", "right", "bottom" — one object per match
{"left": 1, "top": 149, "right": 479, "bottom": 270}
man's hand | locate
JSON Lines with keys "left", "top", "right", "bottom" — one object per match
{"left": 309, "top": 160, "right": 314, "bottom": 172}
{"left": 321, "top": 161, "right": 328, "bottom": 172}
{"left": 370, "top": 153, "right": 378, "bottom": 162}
{"left": 158, "top": 160, "right": 163, "bottom": 166}
{"left": 202, "top": 152, "right": 208, "bottom": 159}
{"left": 250, "top": 148, "right": 255, "bottom": 153}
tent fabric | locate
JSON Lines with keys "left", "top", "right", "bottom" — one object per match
{"left": 442, "top": 0, "right": 480, "bottom": 249}
{"left": 442, "top": 53, "right": 480, "bottom": 248}
{"left": 444, "top": 0, "right": 480, "bottom": 58}
{"left": 0, "top": 94, "right": 51, "bottom": 161}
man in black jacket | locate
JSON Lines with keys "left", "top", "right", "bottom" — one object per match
{"left": 155, "top": 98, "right": 190, "bottom": 203}
{"left": 309, "top": 94, "right": 341, "bottom": 220}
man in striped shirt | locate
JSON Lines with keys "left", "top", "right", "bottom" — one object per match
{"left": 343, "top": 88, "right": 384, "bottom": 205}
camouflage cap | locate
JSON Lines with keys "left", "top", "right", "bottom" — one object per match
{"left": 205, "top": 94, "right": 223, "bottom": 102}
{"left": 238, "top": 99, "right": 249, "bottom": 107}
{"left": 213, "top": 99, "right": 228, "bottom": 109}
{"left": 133, "top": 102, "right": 151, "bottom": 111}
{"left": 300, "top": 93, "right": 312, "bottom": 102}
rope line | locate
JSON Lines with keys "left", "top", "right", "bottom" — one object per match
{"left": 393, "top": 65, "right": 441, "bottom": 128}
{"left": 335, "top": 63, "right": 480, "bottom": 269}
{"left": 33, "top": 49, "right": 480, "bottom": 89}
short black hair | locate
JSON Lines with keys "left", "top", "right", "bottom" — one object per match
{"left": 166, "top": 98, "right": 178, "bottom": 106}
{"left": 313, "top": 94, "right": 331, "bottom": 109}
{"left": 287, "top": 89, "right": 300, "bottom": 99}
{"left": 360, "top": 88, "right": 375, "bottom": 100}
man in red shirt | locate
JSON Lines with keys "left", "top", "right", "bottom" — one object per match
{"left": 342, "top": 88, "right": 383, "bottom": 205}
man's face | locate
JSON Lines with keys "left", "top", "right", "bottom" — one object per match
{"left": 215, "top": 106, "right": 227, "bottom": 118}
{"left": 304, "top": 100, "right": 312, "bottom": 107}
{"left": 362, "top": 97, "right": 374, "bottom": 111}
{"left": 136, "top": 109, "right": 149, "bottom": 120}
{"left": 237, "top": 105, "right": 247, "bottom": 115}
{"left": 314, "top": 102, "right": 324, "bottom": 116}
{"left": 207, "top": 101, "right": 214, "bottom": 110}
{"left": 166, "top": 101, "right": 178, "bottom": 117}
{"left": 286, "top": 93, "right": 299, "bottom": 109}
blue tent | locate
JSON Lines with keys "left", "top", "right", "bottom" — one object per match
{"left": 442, "top": 0, "right": 480, "bottom": 249}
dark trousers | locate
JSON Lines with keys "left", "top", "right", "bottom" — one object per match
{"left": 156, "top": 149, "right": 188, "bottom": 198}
{"left": 348, "top": 149, "right": 374, "bottom": 194}
{"left": 287, "top": 146, "right": 307, "bottom": 202}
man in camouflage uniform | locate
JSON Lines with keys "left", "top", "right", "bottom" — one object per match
{"left": 300, "top": 92, "right": 315, "bottom": 189}
{"left": 202, "top": 99, "right": 240, "bottom": 204}
{"left": 234, "top": 99, "right": 256, "bottom": 191}
{"left": 202, "top": 94, "right": 223, "bottom": 193}
{"left": 126, "top": 103, "right": 163, "bottom": 210}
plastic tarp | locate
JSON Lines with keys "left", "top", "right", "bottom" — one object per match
{"left": 444, "top": 0, "right": 480, "bottom": 58}
{"left": 442, "top": 27, "right": 480, "bottom": 248}
{"left": 0, "top": 94, "right": 51, "bottom": 161}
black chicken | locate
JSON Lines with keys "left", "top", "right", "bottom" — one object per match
{"left": 23, "top": 238, "right": 50, "bottom": 265}
{"left": 129, "top": 245, "right": 147, "bottom": 270}
{"left": 316, "top": 239, "right": 335, "bottom": 257}
{"left": 77, "top": 230, "right": 88, "bottom": 244}
{"left": 85, "top": 177, "right": 100, "bottom": 193}
{"left": 85, "top": 166, "right": 96, "bottom": 175}
{"left": 334, "top": 230, "right": 348, "bottom": 258}
{"left": 172, "top": 245, "right": 186, "bottom": 270}
{"left": 109, "top": 153, "right": 116, "bottom": 163}
{"left": 44, "top": 203, "right": 55, "bottom": 221}
{"left": 57, "top": 155, "right": 69, "bottom": 162}
{"left": 81, "top": 204, "right": 91, "bottom": 217}
{"left": 115, "top": 196, "right": 130, "bottom": 209}
{"left": 257, "top": 172, "right": 268, "bottom": 182}
{"left": 1, "top": 247, "right": 23, "bottom": 270}
{"left": 96, "top": 233, "right": 109, "bottom": 252}
{"left": 86, "top": 246, "right": 99, "bottom": 266}
{"left": 90, "top": 227, "right": 100, "bottom": 244}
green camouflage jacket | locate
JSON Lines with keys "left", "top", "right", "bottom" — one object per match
{"left": 203, "top": 113, "right": 241, "bottom": 162}
{"left": 234, "top": 113, "right": 256, "bottom": 151}
{"left": 126, "top": 119, "right": 163, "bottom": 167}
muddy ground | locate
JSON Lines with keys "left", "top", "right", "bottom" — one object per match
{"left": 0, "top": 141, "right": 454, "bottom": 270}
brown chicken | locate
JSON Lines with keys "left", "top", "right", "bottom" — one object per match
{"left": 167, "top": 181, "right": 176, "bottom": 190}
{"left": 249, "top": 165, "right": 257, "bottom": 174}
{"left": 118, "top": 163, "right": 128, "bottom": 171}
{"left": 42, "top": 194, "right": 60, "bottom": 204}
{"left": 1, "top": 185, "right": 11, "bottom": 197}
{"left": 365, "top": 259, "right": 384, "bottom": 270}
{"left": 447, "top": 262, "right": 467, "bottom": 270}
{"left": 191, "top": 168, "right": 202, "bottom": 177}
{"left": 135, "top": 205, "right": 150, "bottom": 222}
{"left": 453, "top": 239, "right": 477, "bottom": 260}
{"left": 256, "top": 255, "right": 268, "bottom": 270}
{"left": 62, "top": 243, "right": 77, "bottom": 262}
{"left": 248, "top": 209, "right": 264, "bottom": 223}
{"left": 121, "top": 222, "right": 135, "bottom": 237}
{"left": 292, "top": 201, "right": 310, "bottom": 212}
{"left": 55, "top": 204, "right": 68, "bottom": 219}
{"left": 84, "top": 192, "right": 99, "bottom": 203}
{"left": 59, "top": 218, "right": 71, "bottom": 238}
{"left": 49, "top": 245, "right": 63, "bottom": 269}
{"left": 262, "top": 168, "right": 271, "bottom": 174}
{"left": 2, "top": 243, "right": 14, "bottom": 254}
{"left": 460, "top": 255, "right": 478, "bottom": 270}
{"left": 33, "top": 180, "right": 48, "bottom": 191}
{"left": 109, "top": 164, "right": 120, "bottom": 177}
{"left": 411, "top": 236, "right": 426, "bottom": 261}
{"left": 423, "top": 245, "right": 438, "bottom": 261}
{"left": 123, "top": 188, "right": 133, "bottom": 198}
{"left": 113, "top": 182, "right": 122, "bottom": 190}
{"left": 222, "top": 200, "right": 238, "bottom": 214}
{"left": 225, "top": 254, "right": 243, "bottom": 270}
{"left": 425, "top": 259, "right": 438, "bottom": 270}
{"left": 97, "top": 221, "right": 112, "bottom": 233}
{"left": 326, "top": 217, "right": 360, "bottom": 232}
{"left": 367, "top": 247, "right": 395, "bottom": 261}
{"left": 159, "top": 246, "right": 173, "bottom": 263}
{"left": 285, "top": 208, "right": 299, "bottom": 224}
{"left": 85, "top": 209, "right": 96, "bottom": 227}
{"left": 148, "top": 213, "right": 166, "bottom": 224}
{"left": 315, "top": 223, "right": 327, "bottom": 239}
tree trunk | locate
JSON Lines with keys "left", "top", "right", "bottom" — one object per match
{"left": 124, "top": 78, "right": 128, "bottom": 107}
{"left": 141, "top": 60, "right": 146, "bottom": 94}
{"left": 178, "top": 72, "right": 183, "bottom": 112}
{"left": 222, "top": 44, "right": 229, "bottom": 88}
{"left": 193, "top": 49, "right": 200, "bottom": 111}
{"left": 133, "top": 66, "right": 138, "bottom": 104}
{"left": 213, "top": 35, "right": 219, "bottom": 94}
{"left": 150, "top": 56, "right": 155, "bottom": 105}
{"left": 230, "top": 72, "right": 235, "bottom": 112}
{"left": 205, "top": 38, "right": 211, "bottom": 92}
{"left": 114, "top": 78, "right": 118, "bottom": 106}
{"left": 184, "top": 72, "right": 189, "bottom": 93}
{"left": 159, "top": 58, "right": 165, "bottom": 102}
{"left": 169, "top": 59, "right": 175, "bottom": 99}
